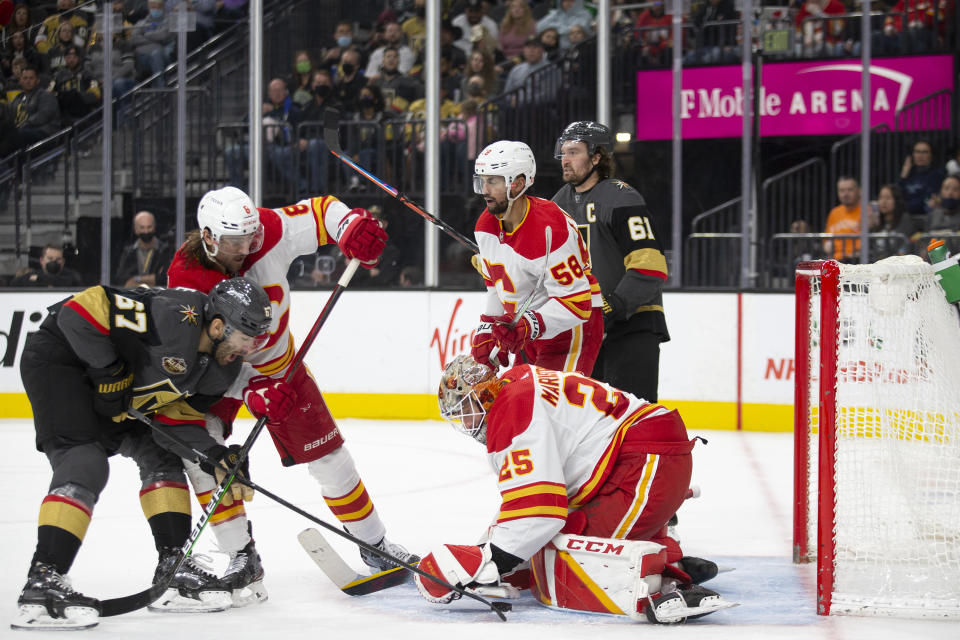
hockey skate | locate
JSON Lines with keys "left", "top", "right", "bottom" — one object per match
{"left": 678, "top": 556, "right": 719, "bottom": 584}
{"left": 644, "top": 583, "right": 739, "bottom": 624}
{"left": 222, "top": 539, "right": 268, "bottom": 607}
{"left": 359, "top": 537, "right": 421, "bottom": 573}
{"left": 11, "top": 561, "right": 101, "bottom": 630}
{"left": 148, "top": 548, "right": 233, "bottom": 613}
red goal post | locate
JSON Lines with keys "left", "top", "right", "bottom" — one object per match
{"left": 793, "top": 257, "right": 960, "bottom": 618}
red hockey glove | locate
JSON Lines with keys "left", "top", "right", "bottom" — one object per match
{"left": 336, "top": 208, "right": 388, "bottom": 268}
{"left": 470, "top": 315, "right": 508, "bottom": 369}
{"left": 243, "top": 375, "right": 296, "bottom": 424}
{"left": 415, "top": 544, "right": 505, "bottom": 604}
{"left": 490, "top": 310, "right": 544, "bottom": 354}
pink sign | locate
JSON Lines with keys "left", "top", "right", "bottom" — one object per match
{"left": 635, "top": 55, "right": 954, "bottom": 140}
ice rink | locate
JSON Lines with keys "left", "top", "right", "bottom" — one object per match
{"left": 2, "top": 417, "right": 957, "bottom": 639}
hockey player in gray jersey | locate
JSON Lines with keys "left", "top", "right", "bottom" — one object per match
{"left": 551, "top": 121, "right": 670, "bottom": 402}
{"left": 12, "top": 277, "right": 273, "bottom": 630}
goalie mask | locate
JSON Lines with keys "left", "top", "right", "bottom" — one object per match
{"left": 438, "top": 355, "right": 501, "bottom": 444}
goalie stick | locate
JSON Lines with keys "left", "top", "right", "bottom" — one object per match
{"left": 128, "top": 411, "right": 511, "bottom": 621}
{"left": 298, "top": 528, "right": 413, "bottom": 596}
{"left": 98, "top": 261, "right": 361, "bottom": 616}
{"left": 323, "top": 108, "right": 479, "bottom": 254}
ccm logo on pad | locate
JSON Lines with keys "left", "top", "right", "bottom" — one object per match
{"left": 565, "top": 538, "right": 625, "bottom": 555}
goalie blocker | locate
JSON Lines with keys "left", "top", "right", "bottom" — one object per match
{"left": 415, "top": 534, "right": 736, "bottom": 623}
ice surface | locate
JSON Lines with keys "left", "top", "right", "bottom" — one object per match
{"left": 2, "top": 419, "right": 957, "bottom": 639}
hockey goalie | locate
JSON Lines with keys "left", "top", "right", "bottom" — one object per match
{"left": 416, "top": 356, "right": 737, "bottom": 623}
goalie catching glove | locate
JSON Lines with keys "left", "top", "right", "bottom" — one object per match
{"left": 336, "top": 208, "right": 388, "bottom": 268}
{"left": 490, "top": 310, "right": 543, "bottom": 354}
{"left": 243, "top": 375, "right": 296, "bottom": 424}
{"left": 201, "top": 444, "right": 253, "bottom": 506}
{"left": 414, "top": 544, "right": 522, "bottom": 604}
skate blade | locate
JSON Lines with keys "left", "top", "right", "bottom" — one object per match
{"left": 650, "top": 595, "right": 739, "bottom": 624}
{"left": 10, "top": 603, "right": 99, "bottom": 630}
{"left": 148, "top": 588, "right": 233, "bottom": 613}
{"left": 231, "top": 580, "right": 268, "bottom": 608}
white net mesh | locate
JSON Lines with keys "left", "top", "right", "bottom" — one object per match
{"left": 803, "top": 256, "right": 960, "bottom": 618}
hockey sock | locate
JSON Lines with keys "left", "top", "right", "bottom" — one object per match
{"left": 139, "top": 479, "right": 191, "bottom": 549}
{"left": 184, "top": 456, "right": 251, "bottom": 553}
{"left": 34, "top": 493, "right": 92, "bottom": 573}
{"left": 308, "top": 447, "right": 385, "bottom": 544}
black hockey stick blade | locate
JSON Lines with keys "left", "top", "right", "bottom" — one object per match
{"left": 298, "top": 528, "right": 412, "bottom": 596}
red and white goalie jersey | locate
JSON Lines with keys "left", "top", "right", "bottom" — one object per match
{"left": 168, "top": 195, "right": 352, "bottom": 391}
{"left": 484, "top": 365, "right": 693, "bottom": 562}
{"left": 475, "top": 196, "right": 602, "bottom": 339}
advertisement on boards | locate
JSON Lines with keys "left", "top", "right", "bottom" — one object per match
{"left": 636, "top": 55, "right": 954, "bottom": 139}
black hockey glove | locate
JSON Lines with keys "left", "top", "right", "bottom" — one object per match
{"left": 202, "top": 444, "right": 254, "bottom": 506}
{"left": 601, "top": 292, "right": 627, "bottom": 330}
{"left": 88, "top": 359, "right": 134, "bottom": 420}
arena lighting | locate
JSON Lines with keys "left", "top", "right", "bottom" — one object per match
{"left": 615, "top": 132, "right": 631, "bottom": 143}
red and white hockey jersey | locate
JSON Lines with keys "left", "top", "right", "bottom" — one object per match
{"left": 484, "top": 365, "right": 672, "bottom": 560}
{"left": 168, "top": 195, "right": 353, "bottom": 391}
{"left": 475, "top": 196, "right": 602, "bottom": 339}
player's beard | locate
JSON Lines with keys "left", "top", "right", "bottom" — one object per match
{"left": 562, "top": 161, "right": 592, "bottom": 186}
{"left": 485, "top": 194, "right": 508, "bottom": 217}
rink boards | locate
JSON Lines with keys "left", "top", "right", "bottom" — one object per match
{"left": 0, "top": 290, "right": 796, "bottom": 431}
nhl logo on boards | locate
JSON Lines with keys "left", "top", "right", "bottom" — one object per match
{"left": 162, "top": 357, "right": 187, "bottom": 375}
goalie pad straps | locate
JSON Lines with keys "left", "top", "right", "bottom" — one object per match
{"left": 529, "top": 533, "right": 667, "bottom": 621}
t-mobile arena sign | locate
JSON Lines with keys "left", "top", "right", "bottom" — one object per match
{"left": 636, "top": 55, "right": 954, "bottom": 139}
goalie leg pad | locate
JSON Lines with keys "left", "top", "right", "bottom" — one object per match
{"left": 529, "top": 533, "right": 666, "bottom": 621}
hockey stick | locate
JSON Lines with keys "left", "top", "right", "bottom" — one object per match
{"left": 128, "top": 412, "right": 510, "bottom": 621}
{"left": 298, "top": 528, "right": 412, "bottom": 596}
{"left": 323, "top": 108, "right": 479, "bottom": 254}
{"left": 98, "top": 260, "right": 362, "bottom": 616}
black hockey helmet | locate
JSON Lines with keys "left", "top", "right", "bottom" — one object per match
{"left": 554, "top": 121, "right": 613, "bottom": 159}
{"left": 204, "top": 276, "right": 273, "bottom": 338}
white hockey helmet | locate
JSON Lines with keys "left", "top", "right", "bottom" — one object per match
{"left": 473, "top": 140, "right": 536, "bottom": 202}
{"left": 197, "top": 186, "right": 264, "bottom": 258}
{"left": 438, "top": 355, "right": 501, "bottom": 444}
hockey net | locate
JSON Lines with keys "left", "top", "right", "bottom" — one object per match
{"left": 793, "top": 257, "right": 960, "bottom": 618}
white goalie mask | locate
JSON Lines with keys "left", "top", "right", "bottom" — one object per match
{"left": 438, "top": 355, "right": 501, "bottom": 444}
{"left": 197, "top": 186, "right": 264, "bottom": 258}
{"left": 473, "top": 140, "right": 536, "bottom": 204}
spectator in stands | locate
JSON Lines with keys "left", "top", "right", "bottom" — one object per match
{"left": 11, "top": 244, "right": 82, "bottom": 287}
{"left": 461, "top": 49, "right": 499, "bottom": 98}
{"left": 870, "top": 183, "right": 915, "bottom": 257}
{"left": 823, "top": 176, "right": 862, "bottom": 262}
{"left": 129, "top": 0, "right": 174, "bottom": 86}
{"left": 883, "top": 0, "right": 951, "bottom": 54}
{"left": 469, "top": 24, "right": 507, "bottom": 70}
{"left": 459, "top": 98, "right": 481, "bottom": 162}
{"left": 85, "top": 28, "right": 137, "bottom": 110}
{"left": 898, "top": 139, "right": 946, "bottom": 218}
{"left": 539, "top": 26, "right": 563, "bottom": 62}
{"left": 3, "top": 56, "right": 27, "bottom": 103}
{"left": 1, "top": 3, "right": 33, "bottom": 44}
{"left": 352, "top": 206, "right": 400, "bottom": 287}
{"left": 499, "top": 0, "right": 538, "bottom": 61}
{"left": 925, "top": 176, "right": 960, "bottom": 232}
{"left": 537, "top": 0, "right": 594, "bottom": 49}
{"left": 298, "top": 69, "right": 337, "bottom": 194}
{"left": 320, "top": 20, "right": 355, "bottom": 74}
{"left": 345, "top": 84, "right": 388, "bottom": 189}
{"left": 402, "top": 0, "right": 426, "bottom": 56}
{"left": 117, "top": 0, "right": 150, "bottom": 25}
{"left": 568, "top": 23, "right": 589, "bottom": 46}
{"left": 216, "top": 0, "right": 249, "bottom": 26}
{"left": 51, "top": 45, "right": 100, "bottom": 125}
{"left": 453, "top": 0, "right": 499, "bottom": 56}
{"left": 686, "top": 0, "right": 739, "bottom": 64}
{"left": 634, "top": 1, "right": 672, "bottom": 67}
{"left": 377, "top": 46, "right": 423, "bottom": 113}
{"left": 47, "top": 21, "right": 83, "bottom": 74}
{"left": 34, "top": 0, "right": 89, "bottom": 55}
{"left": 333, "top": 46, "right": 366, "bottom": 114}
{"left": 224, "top": 77, "right": 302, "bottom": 189}
{"left": 503, "top": 35, "right": 557, "bottom": 104}
{"left": 439, "top": 47, "right": 464, "bottom": 104}
{"left": 288, "top": 49, "right": 316, "bottom": 108}
{"left": 794, "top": 0, "right": 846, "bottom": 57}
{"left": 115, "top": 210, "right": 173, "bottom": 287}
{"left": 365, "top": 21, "right": 415, "bottom": 82}
{"left": 399, "top": 264, "right": 423, "bottom": 287}
{"left": 9, "top": 65, "right": 59, "bottom": 148}
{"left": 1, "top": 30, "right": 43, "bottom": 80}
{"left": 164, "top": 0, "right": 217, "bottom": 50}
{"left": 439, "top": 20, "right": 466, "bottom": 71}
